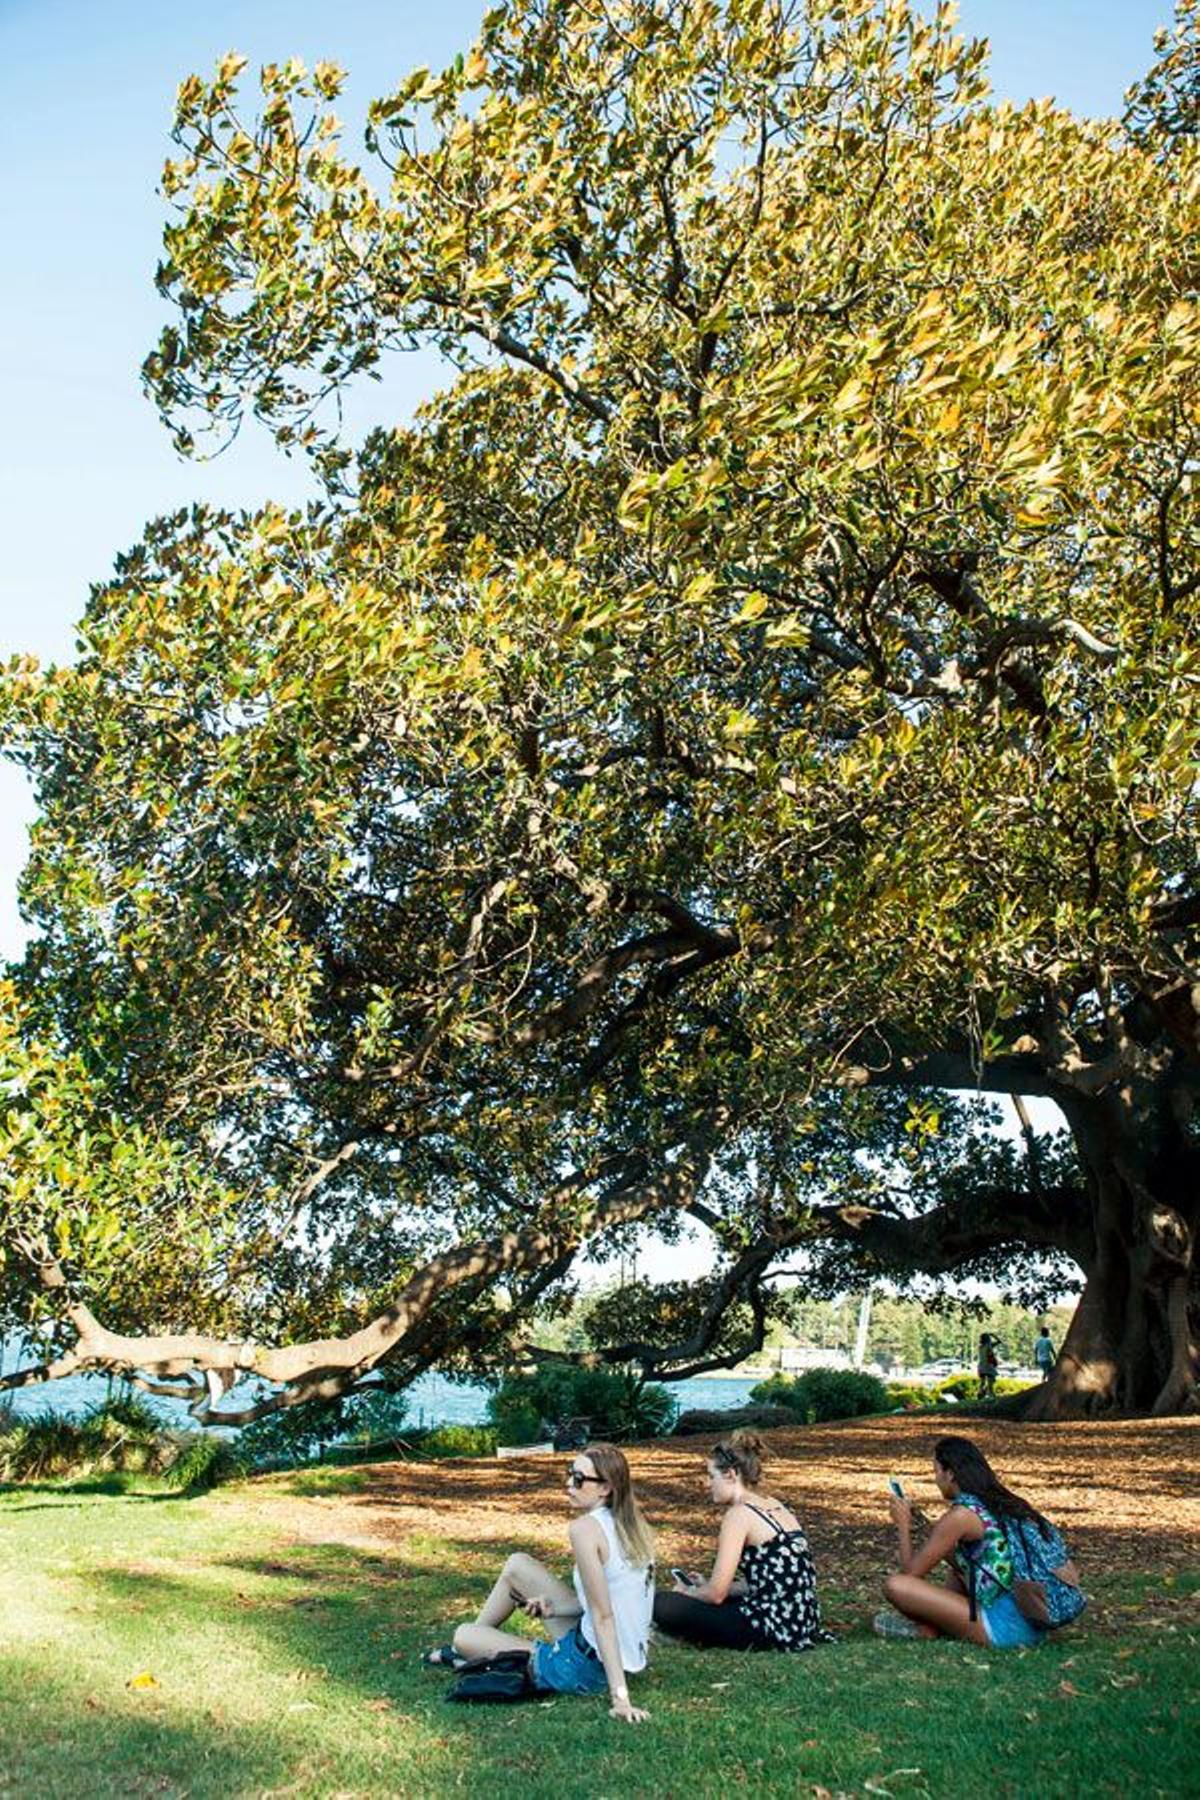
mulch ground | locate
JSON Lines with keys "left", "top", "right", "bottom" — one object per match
{"left": 234, "top": 1415, "right": 1200, "bottom": 1639}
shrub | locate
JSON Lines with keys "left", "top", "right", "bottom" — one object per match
{"left": 884, "top": 1384, "right": 933, "bottom": 1410}
{"left": 747, "top": 1374, "right": 799, "bottom": 1408}
{"left": 0, "top": 1409, "right": 79, "bottom": 1482}
{"left": 749, "top": 1367, "right": 889, "bottom": 1423}
{"left": 338, "top": 1389, "right": 412, "bottom": 1448}
{"left": 932, "top": 1375, "right": 1034, "bottom": 1404}
{"left": 237, "top": 1398, "right": 349, "bottom": 1469}
{"left": 0, "top": 1397, "right": 173, "bottom": 1483}
{"left": 672, "top": 1404, "right": 796, "bottom": 1437}
{"left": 316, "top": 1421, "right": 498, "bottom": 1464}
{"left": 164, "top": 1434, "right": 246, "bottom": 1492}
{"left": 487, "top": 1365, "right": 677, "bottom": 1445}
{"left": 81, "top": 1394, "right": 173, "bottom": 1472}
{"left": 407, "top": 1424, "right": 498, "bottom": 1459}
{"left": 91, "top": 1393, "right": 165, "bottom": 1434}
{"left": 238, "top": 1385, "right": 411, "bottom": 1470}
{"left": 991, "top": 1377, "right": 1034, "bottom": 1401}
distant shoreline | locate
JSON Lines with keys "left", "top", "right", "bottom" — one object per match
{"left": 701, "top": 1368, "right": 769, "bottom": 1380}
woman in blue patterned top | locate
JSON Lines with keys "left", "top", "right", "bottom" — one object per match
{"left": 876, "top": 1435, "right": 1079, "bottom": 1649}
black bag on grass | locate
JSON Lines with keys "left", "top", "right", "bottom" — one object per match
{"left": 444, "top": 1649, "right": 539, "bottom": 1704}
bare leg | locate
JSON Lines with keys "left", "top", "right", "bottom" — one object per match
{"left": 453, "top": 1621, "right": 541, "bottom": 1660}
{"left": 452, "top": 1552, "right": 578, "bottom": 1661}
{"left": 883, "top": 1573, "right": 989, "bottom": 1646}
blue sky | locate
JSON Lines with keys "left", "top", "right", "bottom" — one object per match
{"left": 0, "top": 0, "right": 1171, "bottom": 960}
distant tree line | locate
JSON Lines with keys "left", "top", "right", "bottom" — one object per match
{"left": 534, "top": 1286, "right": 1075, "bottom": 1372}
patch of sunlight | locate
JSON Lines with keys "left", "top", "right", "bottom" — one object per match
{"left": 281, "top": 1467, "right": 375, "bottom": 1497}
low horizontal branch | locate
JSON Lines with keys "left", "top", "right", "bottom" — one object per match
{"left": 8, "top": 1133, "right": 720, "bottom": 1426}
{"left": 801, "top": 1179, "right": 1090, "bottom": 1273}
{"left": 840, "top": 1046, "right": 1058, "bottom": 1099}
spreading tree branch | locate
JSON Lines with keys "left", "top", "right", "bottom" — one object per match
{"left": 3, "top": 1135, "right": 719, "bottom": 1424}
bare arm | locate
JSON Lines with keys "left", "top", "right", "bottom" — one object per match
{"left": 892, "top": 1500, "right": 979, "bottom": 1578}
{"left": 523, "top": 1589, "right": 582, "bottom": 1622}
{"left": 688, "top": 1506, "right": 749, "bottom": 1605}
{"left": 571, "top": 1517, "right": 648, "bottom": 1725}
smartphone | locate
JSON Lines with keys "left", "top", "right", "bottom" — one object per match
{"left": 888, "top": 1477, "right": 905, "bottom": 1498}
{"left": 670, "top": 1567, "right": 699, "bottom": 1586}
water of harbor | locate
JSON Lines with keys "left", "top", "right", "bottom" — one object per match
{"left": 0, "top": 1344, "right": 762, "bottom": 1432}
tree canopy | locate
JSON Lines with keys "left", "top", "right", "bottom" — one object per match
{"left": 2, "top": 0, "right": 1197, "bottom": 1421}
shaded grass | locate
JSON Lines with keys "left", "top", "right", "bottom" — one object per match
{"left": 1, "top": 1477, "right": 1196, "bottom": 1799}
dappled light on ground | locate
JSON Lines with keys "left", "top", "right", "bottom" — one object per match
{"left": 241, "top": 1415, "right": 1200, "bottom": 1637}
{"left": 2, "top": 1416, "right": 1196, "bottom": 1797}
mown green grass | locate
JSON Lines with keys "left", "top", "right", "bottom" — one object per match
{"left": 1, "top": 1474, "right": 1196, "bottom": 1799}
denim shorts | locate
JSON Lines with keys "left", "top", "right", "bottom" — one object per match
{"left": 530, "top": 1624, "right": 609, "bottom": 1695}
{"left": 982, "top": 1589, "right": 1046, "bottom": 1650}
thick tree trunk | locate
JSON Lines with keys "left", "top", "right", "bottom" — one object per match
{"left": 1025, "top": 1084, "right": 1199, "bottom": 1420}
{"left": 1025, "top": 1247, "right": 1197, "bottom": 1419}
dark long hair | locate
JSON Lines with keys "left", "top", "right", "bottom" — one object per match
{"left": 934, "top": 1436, "right": 1051, "bottom": 1538}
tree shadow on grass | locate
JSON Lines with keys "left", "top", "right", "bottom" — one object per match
{"left": 40, "top": 1531, "right": 613, "bottom": 1794}
{"left": 54, "top": 1544, "right": 1200, "bottom": 1799}
{"left": 2, "top": 1492, "right": 188, "bottom": 1513}
{"left": 9, "top": 1510, "right": 1198, "bottom": 1800}
{"left": 0, "top": 1655, "right": 300, "bottom": 1800}
{"left": 50, "top": 1539, "right": 839, "bottom": 1791}
{"left": 1, "top": 1472, "right": 210, "bottom": 1509}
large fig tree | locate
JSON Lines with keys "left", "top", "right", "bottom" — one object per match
{"left": 2, "top": 0, "right": 1196, "bottom": 1419}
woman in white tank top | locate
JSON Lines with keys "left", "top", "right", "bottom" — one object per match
{"left": 573, "top": 1498, "right": 654, "bottom": 1673}
{"left": 424, "top": 1441, "right": 655, "bottom": 1724}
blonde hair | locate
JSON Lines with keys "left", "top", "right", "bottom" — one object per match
{"left": 711, "top": 1428, "right": 766, "bottom": 1486}
{"left": 584, "top": 1441, "right": 656, "bottom": 1569}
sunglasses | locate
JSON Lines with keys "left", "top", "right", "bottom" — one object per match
{"left": 567, "top": 1469, "right": 604, "bottom": 1489}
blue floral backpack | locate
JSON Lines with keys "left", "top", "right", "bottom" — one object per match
{"left": 956, "top": 1493, "right": 1086, "bottom": 1631}
{"left": 1005, "top": 1513, "right": 1087, "bottom": 1630}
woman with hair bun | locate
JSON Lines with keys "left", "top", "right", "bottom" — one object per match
{"left": 652, "top": 1429, "right": 834, "bottom": 1652}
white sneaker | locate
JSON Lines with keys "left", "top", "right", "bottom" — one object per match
{"left": 873, "top": 1609, "right": 922, "bottom": 1640}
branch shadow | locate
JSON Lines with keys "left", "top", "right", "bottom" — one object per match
{"left": 2, "top": 1493, "right": 188, "bottom": 1513}
{"left": 3, "top": 1463, "right": 1196, "bottom": 1799}
{"left": 1, "top": 1473, "right": 206, "bottom": 1509}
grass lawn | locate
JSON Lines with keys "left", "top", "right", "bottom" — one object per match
{"left": 1, "top": 1417, "right": 1197, "bottom": 1798}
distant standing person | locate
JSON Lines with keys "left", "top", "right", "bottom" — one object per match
{"left": 977, "top": 1333, "right": 999, "bottom": 1399}
{"left": 1034, "top": 1327, "right": 1056, "bottom": 1383}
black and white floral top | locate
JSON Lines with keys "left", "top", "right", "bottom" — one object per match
{"left": 737, "top": 1502, "right": 835, "bottom": 1652}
